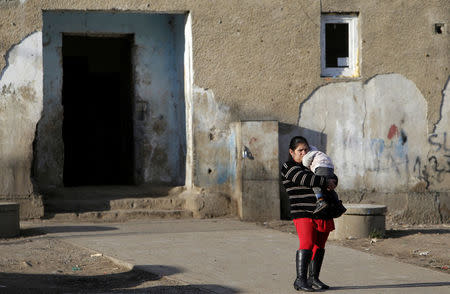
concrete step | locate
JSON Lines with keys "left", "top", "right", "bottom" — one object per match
{"left": 46, "top": 209, "right": 193, "bottom": 222}
{"left": 42, "top": 185, "right": 186, "bottom": 213}
{"left": 109, "top": 197, "right": 185, "bottom": 210}
{"left": 45, "top": 196, "right": 186, "bottom": 213}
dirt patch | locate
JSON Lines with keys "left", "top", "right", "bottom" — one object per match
{"left": 258, "top": 220, "right": 450, "bottom": 274}
{"left": 0, "top": 227, "right": 208, "bottom": 293}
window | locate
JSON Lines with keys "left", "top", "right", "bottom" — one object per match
{"left": 321, "top": 14, "right": 359, "bottom": 78}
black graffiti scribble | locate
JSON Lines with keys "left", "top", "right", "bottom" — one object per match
{"left": 413, "top": 132, "right": 450, "bottom": 187}
{"left": 400, "top": 130, "right": 408, "bottom": 145}
{"left": 428, "top": 132, "right": 450, "bottom": 153}
{"left": 414, "top": 156, "right": 430, "bottom": 188}
{"left": 428, "top": 156, "right": 448, "bottom": 182}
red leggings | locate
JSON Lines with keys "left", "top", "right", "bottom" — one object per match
{"left": 293, "top": 218, "right": 330, "bottom": 259}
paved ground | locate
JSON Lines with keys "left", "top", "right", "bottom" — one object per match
{"left": 27, "top": 218, "right": 450, "bottom": 294}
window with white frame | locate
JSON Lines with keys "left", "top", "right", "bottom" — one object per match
{"left": 321, "top": 14, "right": 359, "bottom": 78}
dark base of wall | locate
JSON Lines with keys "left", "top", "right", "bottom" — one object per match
{"left": 0, "top": 194, "right": 44, "bottom": 220}
{"left": 338, "top": 191, "right": 449, "bottom": 225}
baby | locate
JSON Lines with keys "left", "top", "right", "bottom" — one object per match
{"left": 302, "top": 146, "right": 338, "bottom": 214}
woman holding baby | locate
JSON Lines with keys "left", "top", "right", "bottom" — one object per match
{"left": 281, "top": 136, "right": 337, "bottom": 292}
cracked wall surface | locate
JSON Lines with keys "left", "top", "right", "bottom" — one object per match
{"left": 426, "top": 79, "right": 450, "bottom": 191}
{"left": 192, "top": 86, "right": 234, "bottom": 191}
{"left": 0, "top": 1, "right": 447, "bottom": 222}
{"left": 0, "top": 32, "right": 42, "bottom": 196}
{"left": 35, "top": 12, "right": 186, "bottom": 187}
{"left": 299, "top": 74, "right": 450, "bottom": 194}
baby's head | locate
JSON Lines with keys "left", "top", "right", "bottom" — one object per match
{"left": 302, "top": 146, "right": 318, "bottom": 168}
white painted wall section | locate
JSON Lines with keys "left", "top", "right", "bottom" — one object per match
{"left": 299, "top": 74, "right": 429, "bottom": 192}
{"left": 0, "top": 32, "right": 43, "bottom": 195}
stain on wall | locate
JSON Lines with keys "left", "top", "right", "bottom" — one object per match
{"left": 299, "top": 74, "right": 431, "bottom": 192}
{"left": 417, "top": 79, "right": 450, "bottom": 191}
{"left": 35, "top": 12, "right": 186, "bottom": 188}
{"left": 192, "top": 86, "right": 234, "bottom": 191}
{"left": 0, "top": 32, "right": 42, "bottom": 195}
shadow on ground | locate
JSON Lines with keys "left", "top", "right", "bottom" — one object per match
{"left": 0, "top": 265, "right": 239, "bottom": 293}
{"left": 333, "top": 281, "right": 450, "bottom": 291}
{"left": 19, "top": 226, "right": 118, "bottom": 238}
{"left": 386, "top": 228, "right": 450, "bottom": 238}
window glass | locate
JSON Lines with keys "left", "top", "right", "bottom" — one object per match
{"left": 325, "top": 23, "right": 349, "bottom": 68}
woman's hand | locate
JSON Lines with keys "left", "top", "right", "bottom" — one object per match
{"left": 326, "top": 178, "right": 337, "bottom": 191}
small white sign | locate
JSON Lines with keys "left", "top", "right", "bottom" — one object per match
{"left": 337, "top": 57, "right": 349, "bottom": 67}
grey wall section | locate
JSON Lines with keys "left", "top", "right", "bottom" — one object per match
{"left": 36, "top": 12, "right": 186, "bottom": 187}
{"left": 427, "top": 79, "right": 450, "bottom": 191}
{"left": 192, "top": 86, "right": 235, "bottom": 191}
{"left": 232, "top": 121, "right": 280, "bottom": 221}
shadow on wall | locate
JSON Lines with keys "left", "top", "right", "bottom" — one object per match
{"left": 278, "top": 123, "right": 327, "bottom": 219}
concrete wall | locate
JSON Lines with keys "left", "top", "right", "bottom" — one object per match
{"left": 0, "top": 32, "right": 42, "bottom": 196}
{"left": 232, "top": 121, "right": 280, "bottom": 221}
{"left": 299, "top": 74, "right": 429, "bottom": 192}
{"left": 0, "top": 0, "right": 448, "bottom": 222}
{"left": 297, "top": 74, "right": 450, "bottom": 223}
{"left": 0, "top": 31, "right": 44, "bottom": 218}
{"left": 35, "top": 11, "right": 186, "bottom": 187}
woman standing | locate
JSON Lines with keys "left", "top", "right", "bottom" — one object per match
{"left": 281, "top": 136, "right": 337, "bottom": 292}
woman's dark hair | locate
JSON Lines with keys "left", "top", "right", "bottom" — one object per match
{"left": 287, "top": 136, "right": 310, "bottom": 162}
{"left": 289, "top": 136, "right": 309, "bottom": 151}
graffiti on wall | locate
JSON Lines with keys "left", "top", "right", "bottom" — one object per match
{"left": 414, "top": 132, "right": 450, "bottom": 187}
{"left": 368, "top": 124, "right": 409, "bottom": 176}
{"left": 298, "top": 74, "right": 446, "bottom": 191}
{"left": 369, "top": 126, "right": 450, "bottom": 188}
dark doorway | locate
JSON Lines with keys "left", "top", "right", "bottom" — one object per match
{"left": 62, "top": 35, "right": 134, "bottom": 186}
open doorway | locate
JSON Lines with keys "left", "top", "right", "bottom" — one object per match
{"left": 62, "top": 35, "right": 134, "bottom": 186}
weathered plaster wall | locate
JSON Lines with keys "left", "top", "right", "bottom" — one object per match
{"left": 299, "top": 74, "right": 429, "bottom": 192}
{"left": 321, "top": 0, "right": 448, "bottom": 132}
{"left": 0, "top": 31, "right": 44, "bottom": 218}
{"left": 299, "top": 74, "right": 450, "bottom": 223}
{"left": 426, "top": 79, "right": 450, "bottom": 191}
{"left": 299, "top": 74, "right": 450, "bottom": 194}
{"left": 0, "top": 0, "right": 447, "bottom": 128}
{"left": 0, "top": 32, "right": 42, "bottom": 195}
{"left": 35, "top": 11, "right": 186, "bottom": 187}
{"left": 192, "top": 86, "right": 235, "bottom": 190}
{"left": 231, "top": 121, "right": 280, "bottom": 220}
{"left": 0, "top": 0, "right": 447, "bottom": 222}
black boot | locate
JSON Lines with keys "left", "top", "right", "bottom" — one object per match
{"left": 308, "top": 248, "right": 329, "bottom": 290}
{"left": 294, "top": 250, "right": 315, "bottom": 292}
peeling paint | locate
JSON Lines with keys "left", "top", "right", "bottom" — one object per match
{"left": 36, "top": 12, "right": 186, "bottom": 187}
{"left": 425, "top": 79, "right": 450, "bottom": 190}
{"left": 192, "top": 86, "right": 233, "bottom": 189}
{"left": 0, "top": 32, "right": 42, "bottom": 195}
{"left": 299, "top": 74, "right": 428, "bottom": 192}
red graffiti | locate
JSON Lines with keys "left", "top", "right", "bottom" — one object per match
{"left": 249, "top": 137, "right": 258, "bottom": 145}
{"left": 387, "top": 124, "right": 398, "bottom": 140}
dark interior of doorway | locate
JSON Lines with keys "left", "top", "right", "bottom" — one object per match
{"left": 62, "top": 35, "right": 134, "bottom": 186}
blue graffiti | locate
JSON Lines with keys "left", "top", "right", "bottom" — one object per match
{"left": 369, "top": 129, "right": 409, "bottom": 174}
{"left": 370, "top": 139, "right": 385, "bottom": 156}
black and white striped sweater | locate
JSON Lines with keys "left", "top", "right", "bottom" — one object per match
{"left": 281, "top": 159, "right": 328, "bottom": 219}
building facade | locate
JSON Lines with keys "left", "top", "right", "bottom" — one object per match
{"left": 0, "top": 0, "right": 448, "bottom": 223}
